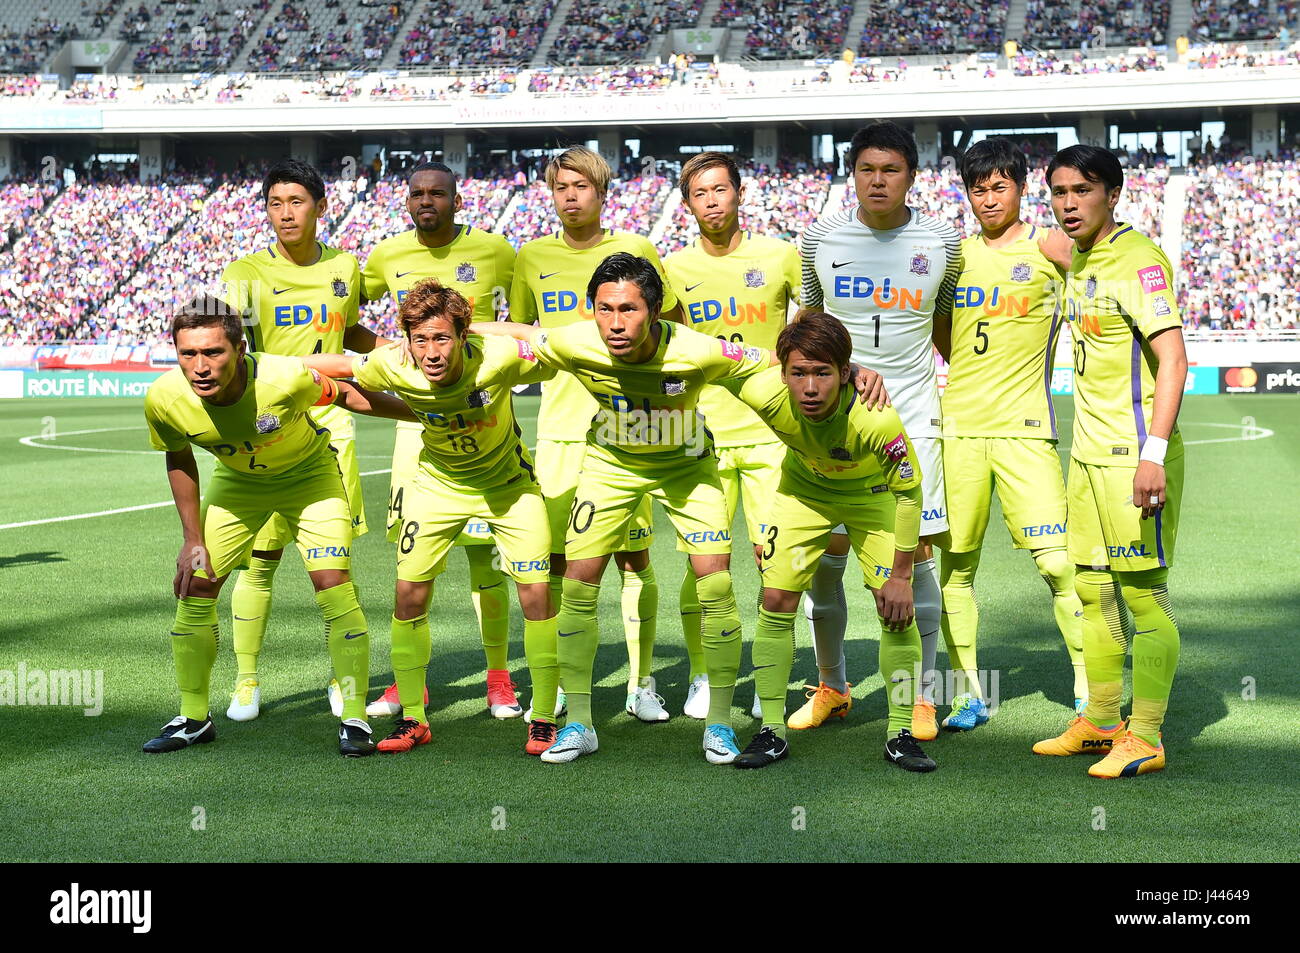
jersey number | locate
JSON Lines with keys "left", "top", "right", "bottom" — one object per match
{"left": 762, "top": 525, "right": 779, "bottom": 561}
{"left": 399, "top": 520, "right": 419, "bottom": 554}
{"left": 872, "top": 314, "right": 881, "bottom": 348}
{"left": 388, "top": 485, "right": 404, "bottom": 523}
{"left": 716, "top": 333, "right": 744, "bottom": 344}
{"left": 446, "top": 433, "right": 479, "bottom": 454}
{"left": 1073, "top": 338, "right": 1086, "bottom": 377}
{"left": 571, "top": 500, "right": 595, "bottom": 535}
{"left": 973, "top": 320, "right": 990, "bottom": 355}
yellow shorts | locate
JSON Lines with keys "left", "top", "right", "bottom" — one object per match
{"left": 566, "top": 442, "right": 731, "bottom": 560}
{"left": 394, "top": 467, "right": 551, "bottom": 585}
{"left": 200, "top": 452, "right": 354, "bottom": 580}
{"left": 675, "top": 440, "right": 785, "bottom": 552}
{"left": 1066, "top": 449, "right": 1183, "bottom": 571}
{"left": 944, "top": 436, "right": 1069, "bottom": 552}
{"left": 255, "top": 406, "right": 365, "bottom": 550}
{"left": 760, "top": 477, "right": 899, "bottom": 593}
{"left": 536, "top": 438, "right": 653, "bottom": 555}
{"left": 387, "top": 421, "right": 494, "bottom": 549}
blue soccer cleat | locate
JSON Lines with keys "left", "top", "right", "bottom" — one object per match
{"left": 703, "top": 723, "right": 741, "bottom": 764}
{"left": 941, "top": 693, "right": 990, "bottom": 732}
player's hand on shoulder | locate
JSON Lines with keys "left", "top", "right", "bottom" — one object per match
{"left": 1038, "top": 229, "right": 1074, "bottom": 271}
{"left": 873, "top": 577, "right": 914, "bottom": 632}
{"left": 1133, "top": 461, "right": 1166, "bottom": 521}
{"left": 848, "top": 363, "right": 890, "bottom": 409}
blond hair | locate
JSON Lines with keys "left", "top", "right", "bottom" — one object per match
{"left": 545, "top": 145, "right": 611, "bottom": 197}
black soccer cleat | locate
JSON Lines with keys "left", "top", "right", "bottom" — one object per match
{"left": 884, "top": 728, "right": 937, "bottom": 773}
{"left": 142, "top": 714, "right": 216, "bottom": 753}
{"left": 339, "top": 718, "right": 377, "bottom": 757}
{"left": 735, "top": 725, "right": 790, "bottom": 769}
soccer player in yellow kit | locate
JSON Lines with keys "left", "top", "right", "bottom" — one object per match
{"left": 358, "top": 161, "right": 527, "bottom": 721}
{"left": 931, "top": 138, "right": 1087, "bottom": 731}
{"left": 509, "top": 146, "right": 679, "bottom": 723}
{"left": 481, "top": 254, "right": 884, "bottom": 765}
{"left": 664, "top": 151, "right": 801, "bottom": 721}
{"left": 1034, "top": 145, "right": 1188, "bottom": 778}
{"left": 305, "top": 281, "right": 563, "bottom": 756}
{"left": 219, "top": 159, "right": 394, "bottom": 723}
{"left": 141, "top": 296, "right": 415, "bottom": 757}
{"left": 737, "top": 313, "right": 934, "bottom": 772}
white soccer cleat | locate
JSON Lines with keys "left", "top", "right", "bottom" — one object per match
{"left": 703, "top": 723, "right": 741, "bottom": 765}
{"left": 539, "top": 722, "right": 599, "bottom": 763}
{"left": 751, "top": 687, "right": 784, "bottom": 721}
{"left": 626, "top": 676, "right": 670, "bottom": 722}
{"left": 226, "top": 677, "right": 260, "bottom": 722}
{"left": 525, "top": 688, "right": 567, "bottom": 722}
{"left": 327, "top": 678, "right": 344, "bottom": 718}
{"left": 683, "top": 673, "right": 710, "bottom": 719}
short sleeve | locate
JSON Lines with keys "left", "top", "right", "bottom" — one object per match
{"left": 783, "top": 242, "right": 802, "bottom": 308}
{"left": 361, "top": 245, "right": 387, "bottom": 302}
{"left": 219, "top": 258, "right": 254, "bottom": 315}
{"left": 701, "top": 334, "right": 773, "bottom": 383}
{"left": 344, "top": 257, "right": 362, "bottom": 328}
{"left": 494, "top": 335, "right": 557, "bottom": 385}
{"left": 289, "top": 362, "right": 333, "bottom": 413}
{"left": 736, "top": 365, "right": 788, "bottom": 421}
{"left": 529, "top": 325, "right": 572, "bottom": 371}
{"left": 143, "top": 388, "right": 188, "bottom": 453}
{"left": 862, "top": 407, "right": 923, "bottom": 493}
{"left": 508, "top": 247, "right": 537, "bottom": 325}
{"left": 1128, "top": 251, "right": 1183, "bottom": 338}
{"left": 351, "top": 347, "right": 394, "bottom": 392}
{"left": 494, "top": 238, "right": 516, "bottom": 320}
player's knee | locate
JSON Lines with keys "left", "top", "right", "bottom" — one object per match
{"left": 1031, "top": 547, "right": 1073, "bottom": 596}
{"left": 614, "top": 548, "right": 650, "bottom": 572}
{"left": 763, "top": 587, "right": 799, "bottom": 614}
{"left": 1074, "top": 568, "right": 1114, "bottom": 607}
{"left": 912, "top": 558, "right": 941, "bottom": 631}
{"left": 239, "top": 554, "right": 280, "bottom": 589}
{"left": 694, "top": 569, "right": 735, "bottom": 609}
{"left": 394, "top": 580, "right": 432, "bottom": 620}
{"left": 515, "top": 582, "right": 553, "bottom": 620}
{"left": 560, "top": 576, "right": 601, "bottom": 614}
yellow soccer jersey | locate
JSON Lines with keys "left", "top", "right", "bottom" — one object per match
{"left": 943, "top": 225, "right": 1064, "bottom": 440}
{"left": 352, "top": 336, "right": 553, "bottom": 490}
{"left": 220, "top": 243, "right": 361, "bottom": 356}
{"left": 361, "top": 225, "right": 514, "bottom": 323}
{"left": 1061, "top": 224, "right": 1183, "bottom": 466}
{"left": 144, "top": 353, "right": 335, "bottom": 476}
{"left": 739, "top": 366, "right": 922, "bottom": 499}
{"left": 665, "top": 233, "right": 800, "bottom": 447}
{"left": 510, "top": 229, "right": 679, "bottom": 442}
{"left": 531, "top": 319, "right": 770, "bottom": 460}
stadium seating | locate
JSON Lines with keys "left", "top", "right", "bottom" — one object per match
{"left": 398, "top": 0, "right": 555, "bottom": 67}
{"left": 1, "top": 0, "right": 119, "bottom": 73}
{"left": 858, "top": 0, "right": 1009, "bottom": 57}
{"left": 1190, "top": 0, "right": 1285, "bottom": 41}
{"left": 713, "top": 0, "right": 855, "bottom": 59}
{"left": 656, "top": 164, "right": 833, "bottom": 255}
{"left": 548, "top": 1, "right": 659, "bottom": 65}
{"left": 1182, "top": 156, "right": 1300, "bottom": 329}
{"left": 126, "top": 1, "right": 270, "bottom": 73}
{"left": 1185, "top": 40, "right": 1300, "bottom": 68}
{"left": 1020, "top": 0, "right": 1170, "bottom": 49}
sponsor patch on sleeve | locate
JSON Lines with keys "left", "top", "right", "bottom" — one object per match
{"left": 1137, "top": 265, "right": 1168, "bottom": 293}
{"left": 899, "top": 460, "right": 914, "bottom": 480}
{"left": 884, "top": 433, "right": 908, "bottom": 460}
{"left": 1151, "top": 295, "right": 1172, "bottom": 317}
{"left": 516, "top": 339, "right": 537, "bottom": 361}
{"left": 743, "top": 345, "right": 763, "bottom": 362}
{"left": 720, "top": 340, "right": 744, "bottom": 361}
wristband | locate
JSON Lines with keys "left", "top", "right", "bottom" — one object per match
{"left": 1139, "top": 435, "right": 1167, "bottom": 466}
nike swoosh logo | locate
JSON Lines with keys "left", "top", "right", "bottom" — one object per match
{"left": 233, "top": 616, "right": 258, "bottom": 622}
{"left": 627, "top": 616, "right": 651, "bottom": 623}
{"left": 721, "top": 627, "right": 741, "bottom": 638}
{"left": 396, "top": 271, "right": 413, "bottom": 278}
{"left": 1135, "top": 628, "right": 1157, "bottom": 635}
{"left": 186, "top": 432, "right": 205, "bottom": 439}
{"left": 272, "top": 287, "right": 290, "bottom": 294}
{"left": 477, "top": 583, "right": 502, "bottom": 590}
{"left": 558, "top": 630, "right": 581, "bottom": 637}
{"left": 344, "top": 631, "right": 367, "bottom": 640}
{"left": 588, "top": 376, "right": 620, "bottom": 386}
{"left": 831, "top": 260, "right": 853, "bottom": 269}
{"left": 539, "top": 271, "right": 559, "bottom": 279}
{"left": 752, "top": 664, "right": 775, "bottom": 670}
{"left": 684, "top": 282, "right": 702, "bottom": 292}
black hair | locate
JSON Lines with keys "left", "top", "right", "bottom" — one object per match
{"left": 778, "top": 312, "right": 852, "bottom": 370}
{"left": 587, "top": 252, "right": 664, "bottom": 317}
{"left": 846, "top": 121, "right": 918, "bottom": 174}
{"left": 959, "top": 137, "right": 1028, "bottom": 190}
{"left": 1046, "top": 144, "right": 1124, "bottom": 193}
{"left": 262, "top": 157, "right": 326, "bottom": 203}
{"left": 172, "top": 293, "right": 244, "bottom": 348}
{"left": 408, "top": 160, "right": 457, "bottom": 188}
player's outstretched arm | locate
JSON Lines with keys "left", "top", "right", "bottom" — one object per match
{"left": 301, "top": 352, "right": 357, "bottom": 379}
{"left": 165, "top": 447, "right": 213, "bottom": 598}
{"left": 342, "top": 322, "right": 397, "bottom": 354}
{"left": 332, "top": 379, "right": 419, "bottom": 422}
{"left": 1134, "top": 327, "right": 1188, "bottom": 520}
{"left": 469, "top": 321, "right": 537, "bottom": 342}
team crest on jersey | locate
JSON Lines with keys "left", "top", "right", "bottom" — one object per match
{"left": 1010, "top": 262, "right": 1032, "bottom": 282}
{"left": 332, "top": 278, "right": 348, "bottom": 298}
{"left": 466, "top": 389, "right": 491, "bottom": 409}
{"left": 829, "top": 447, "right": 851, "bottom": 461}
{"left": 255, "top": 412, "right": 281, "bottom": 434}
{"left": 1085, "top": 275, "right": 1097, "bottom": 298}
{"left": 744, "top": 267, "right": 765, "bottom": 288}
{"left": 456, "top": 262, "right": 477, "bottom": 283}
{"left": 661, "top": 376, "right": 686, "bottom": 396}
{"left": 899, "top": 460, "right": 914, "bottom": 480}
{"left": 909, "top": 252, "right": 930, "bottom": 276}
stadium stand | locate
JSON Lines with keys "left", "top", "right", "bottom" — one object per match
{"left": 858, "top": 0, "right": 1009, "bottom": 57}
{"left": 1182, "top": 154, "right": 1300, "bottom": 329}
{"left": 548, "top": 1, "right": 661, "bottom": 65}
{"left": 713, "top": 0, "right": 854, "bottom": 59}
{"left": 1185, "top": 40, "right": 1300, "bottom": 68}
{"left": 2, "top": 0, "right": 121, "bottom": 73}
{"left": 1190, "top": 0, "right": 1285, "bottom": 41}
{"left": 656, "top": 162, "right": 833, "bottom": 255}
{"left": 0, "top": 181, "right": 59, "bottom": 243}
{"left": 126, "top": 1, "right": 270, "bottom": 73}
{"left": 1020, "top": 0, "right": 1171, "bottom": 49}
{"left": 397, "top": 0, "right": 555, "bottom": 67}
{"left": 241, "top": 0, "right": 402, "bottom": 71}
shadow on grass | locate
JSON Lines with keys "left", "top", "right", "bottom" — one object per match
{"left": 0, "top": 551, "right": 68, "bottom": 570}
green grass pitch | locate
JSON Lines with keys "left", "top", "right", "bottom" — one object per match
{"left": 1, "top": 394, "right": 1296, "bottom": 862}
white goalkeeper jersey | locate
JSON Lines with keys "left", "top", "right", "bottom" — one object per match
{"left": 799, "top": 206, "right": 962, "bottom": 439}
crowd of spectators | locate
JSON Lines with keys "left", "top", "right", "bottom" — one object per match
{"left": 1190, "top": 0, "right": 1283, "bottom": 41}
{"left": 712, "top": 0, "right": 853, "bottom": 59}
{"left": 550, "top": 1, "right": 654, "bottom": 65}
{"left": 399, "top": 0, "right": 555, "bottom": 67}
{"left": 529, "top": 64, "right": 679, "bottom": 93}
{"left": 0, "top": 181, "right": 58, "bottom": 240}
{"left": 859, "top": 0, "right": 1008, "bottom": 56}
{"left": 1185, "top": 40, "right": 1300, "bottom": 67}
{"left": 502, "top": 174, "right": 670, "bottom": 248}
{"left": 1182, "top": 153, "right": 1300, "bottom": 330}
{"left": 127, "top": 2, "right": 268, "bottom": 73}
{"left": 1021, "top": 0, "right": 1169, "bottom": 49}
{"left": 1009, "top": 48, "right": 1166, "bottom": 75}
{"left": 1, "top": 75, "right": 42, "bottom": 96}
